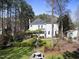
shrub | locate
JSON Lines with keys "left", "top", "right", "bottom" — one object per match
{"left": 21, "top": 42, "right": 28, "bottom": 47}
{"left": 23, "top": 38, "right": 46, "bottom": 47}
{"left": 29, "top": 38, "right": 37, "bottom": 47}
{"left": 12, "top": 38, "right": 46, "bottom": 47}
{"left": 31, "top": 34, "right": 37, "bottom": 38}
{"left": 26, "top": 29, "right": 44, "bottom": 38}
{"left": 38, "top": 39, "right": 46, "bottom": 47}
{"left": 12, "top": 42, "right": 21, "bottom": 47}
{"left": 35, "top": 29, "right": 44, "bottom": 34}
{"left": 12, "top": 42, "right": 28, "bottom": 47}
{"left": 21, "top": 38, "right": 37, "bottom": 47}
{"left": 15, "top": 31, "right": 25, "bottom": 42}
{"left": 39, "top": 36, "right": 44, "bottom": 39}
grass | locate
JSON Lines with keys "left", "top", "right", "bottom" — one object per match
{"left": 45, "top": 52, "right": 64, "bottom": 59}
{"left": 23, "top": 38, "right": 53, "bottom": 48}
{"left": 42, "top": 39, "right": 53, "bottom": 48}
{"left": 0, "top": 47, "right": 64, "bottom": 59}
{"left": 0, "top": 47, "right": 33, "bottom": 59}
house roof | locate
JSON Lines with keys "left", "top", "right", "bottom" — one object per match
{"left": 30, "top": 15, "right": 58, "bottom": 25}
{"left": 30, "top": 18, "right": 45, "bottom": 25}
{"left": 46, "top": 15, "right": 58, "bottom": 24}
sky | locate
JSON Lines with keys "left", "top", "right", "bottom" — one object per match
{"left": 26, "top": 0, "right": 79, "bottom": 21}
{"left": 26, "top": 0, "right": 51, "bottom": 15}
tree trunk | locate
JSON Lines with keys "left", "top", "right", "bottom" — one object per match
{"left": 14, "top": 7, "right": 17, "bottom": 37}
{"left": 2, "top": 1, "right": 4, "bottom": 39}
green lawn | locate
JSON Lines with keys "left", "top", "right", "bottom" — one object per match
{"left": 0, "top": 47, "right": 32, "bottom": 59}
{"left": 23, "top": 38, "right": 53, "bottom": 48}
{"left": 42, "top": 39, "right": 53, "bottom": 48}
{"left": 0, "top": 47, "right": 64, "bottom": 59}
{"left": 46, "top": 54, "right": 64, "bottom": 59}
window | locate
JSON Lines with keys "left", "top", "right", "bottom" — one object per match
{"left": 48, "top": 31, "right": 50, "bottom": 35}
{"left": 41, "top": 25, "right": 43, "bottom": 28}
{"left": 70, "top": 32, "right": 72, "bottom": 34}
{"left": 70, "top": 32, "right": 73, "bottom": 36}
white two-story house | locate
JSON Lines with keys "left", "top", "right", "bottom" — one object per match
{"left": 29, "top": 17, "right": 59, "bottom": 38}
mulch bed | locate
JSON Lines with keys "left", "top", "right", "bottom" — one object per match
{"left": 44, "top": 40, "right": 79, "bottom": 53}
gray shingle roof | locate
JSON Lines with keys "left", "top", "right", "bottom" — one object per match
{"left": 30, "top": 15, "right": 58, "bottom": 25}
{"left": 46, "top": 16, "right": 58, "bottom": 24}
{"left": 30, "top": 18, "right": 45, "bottom": 25}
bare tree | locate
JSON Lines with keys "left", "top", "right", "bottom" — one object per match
{"left": 45, "top": 0, "right": 70, "bottom": 37}
{"left": 75, "top": 5, "right": 79, "bottom": 39}
{"left": 75, "top": 5, "right": 79, "bottom": 25}
{"left": 45, "top": 0, "right": 71, "bottom": 49}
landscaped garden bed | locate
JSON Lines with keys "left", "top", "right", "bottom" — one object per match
{"left": 0, "top": 38, "right": 79, "bottom": 59}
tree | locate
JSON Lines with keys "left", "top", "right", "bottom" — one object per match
{"left": 19, "top": 0, "right": 34, "bottom": 31}
{"left": 45, "top": 0, "right": 74, "bottom": 50}
{"left": 0, "top": 0, "right": 34, "bottom": 48}
{"left": 58, "top": 14, "right": 75, "bottom": 34}
{"left": 45, "top": 0, "right": 71, "bottom": 37}
{"left": 0, "top": 0, "right": 14, "bottom": 47}
{"left": 75, "top": 5, "right": 79, "bottom": 27}
{"left": 75, "top": 5, "right": 79, "bottom": 44}
{"left": 45, "top": 0, "right": 70, "bottom": 15}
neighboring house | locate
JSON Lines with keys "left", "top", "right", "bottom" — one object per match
{"left": 67, "top": 28, "right": 79, "bottom": 42}
{"left": 29, "top": 17, "right": 59, "bottom": 38}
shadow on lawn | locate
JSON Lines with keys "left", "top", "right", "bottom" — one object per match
{"left": 0, "top": 47, "right": 32, "bottom": 59}
{"left": 63, "top": 48, "right": 79, "bottom": 59}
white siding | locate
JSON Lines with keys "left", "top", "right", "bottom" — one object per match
{"left": 67, "top": 30, "right": 78, "bottom": 42}
{"left": 67, "top": 30, "right": 78, "bottom": 38}
{"left": 29, "top": 24, "right": 45, "bottom": 31}
{"left": 29, "top": 25, "right": 39, "bottom": 31}
{"left": 45, "top": 24, "right": 52, "bottom": 38}
{"left": 29, "top": 23, "right": 59, "bottom": 38}
{"left": 53, "top": 24, "right": 59, "bottom": 37}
